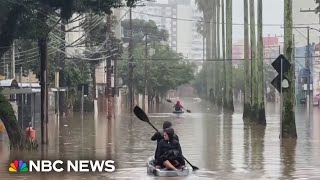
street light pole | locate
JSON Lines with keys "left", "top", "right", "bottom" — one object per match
{"left": 143, "top": 32, "right": 148, "bottom": 110}
{"left": 306, "top": 27, "right": 311, "bottom": 112}
{"left": 106, "top": 14, "right": 113, "bottom": 119}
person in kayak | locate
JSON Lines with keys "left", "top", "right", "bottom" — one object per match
{"left": 151, "top": 121, "right": 179, "bottom": 159}
{"left": 173, "top": 100, "right": 184, "bottom": 112}
{"left": 155, "top": 128, "right": 185, "bottom": 171}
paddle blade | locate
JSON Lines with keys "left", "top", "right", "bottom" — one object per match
{"left": 166, "top": 99, "right": 173, "bottom": 103}
{"left": 191, "top": 165, "right": 199, "bottom": 171}
{"left": 133, "top": 106, "right": 149, "bottom": 122}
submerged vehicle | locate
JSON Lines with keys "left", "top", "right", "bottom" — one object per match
{"left": 146, "top": 157, "right": 189, "bottom": 177}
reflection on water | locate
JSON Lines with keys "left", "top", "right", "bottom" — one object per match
{"left": 0, "top": 100, "right": 320, "bottom": 179}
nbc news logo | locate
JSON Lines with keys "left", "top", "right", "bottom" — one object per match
{"left": 9, "top": 159, "right": 115, "bottom": 172}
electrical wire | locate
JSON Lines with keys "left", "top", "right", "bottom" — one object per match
{"left": 129, "top": 9, "right": 320, "bottom": 27}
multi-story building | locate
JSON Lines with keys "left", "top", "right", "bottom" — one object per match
{"left": 121, "top": 0, "right": 205, "bottom": 65}
{"left": 125, "top": 0, "right": 178, "bottom": 50}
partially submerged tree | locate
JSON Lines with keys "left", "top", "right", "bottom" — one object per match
{"left": 282, "top": 0, "right": 297, "bottom": 139}
{"left": 243, "top": 0, "right": 251, "bottom": 118}
{"left": 256, "top": 0, "right": 266, "bottom": 125}
{"left": 225, "top": 0, "right": 234, "bottom": 111}
{"left": 249, "top": 0, "right": 257, "bottom": 118}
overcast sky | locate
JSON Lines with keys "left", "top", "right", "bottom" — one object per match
{"left": 232, "top": 0, "right": 284, "bottom": 41}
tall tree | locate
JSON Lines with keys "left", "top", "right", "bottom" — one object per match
{"left": 222, "top": 0, "right": 227, "bottom": 107}
{"left": 256, "top": 0, "right": 266, "bottom": 125}
{"left": 211, "top": 0, "right": 217, "bottom": 103}
{"left": 243, "top": 0, "right": 251, "bottom": 118}
{"left": 225, "top": 0, "right": 234, "bottom": 111}
{"left": 216, "top": 0, "right": 223, "bottom": 105}
{"left": 249, "top": 0, "right": 257, "bottom": 118}
{"left": 282, "top": 0, "right": 297, "bottom": 138}
{"left": 195, "top": 0, "right": 212, "bottom": 97}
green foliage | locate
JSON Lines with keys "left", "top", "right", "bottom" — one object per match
{"left": 0, "top": 0, "right": 139, "bottom": 56}
{"left": 119, "top": 18, "right": 193, "bottom": 97}
{"left": 121, "top": 19, "right": 168, "bottom": 45}
{"left": 119, "top": 43, "right": 195, "bottom": 96}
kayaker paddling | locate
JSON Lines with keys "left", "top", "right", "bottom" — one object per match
{"left": 173, "top": 100, "right": 184, "bottom": 112}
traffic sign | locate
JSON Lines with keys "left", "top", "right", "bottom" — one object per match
{"left": 271, "top": 54, "right": 291, "bottom": 74}
{"left": 271, "top": 74, "right": 290, "bottom": 93}
{"left": 78, "top": 84, "right": 89, "bottom": 95}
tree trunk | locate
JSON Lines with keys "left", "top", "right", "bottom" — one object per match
{"left": 249, "top": 0, "right": 257, "bottom": 118}
{"left": 225, "top": 0, "right": 234, "bottom": 112}
{"left": 216, "top": 0, "right": 223, "bottom": 106}
{"left": 0, "top": 93, "right": 25, "bottom": 148}
{"left": 90, "top": 63, "right": 97, "bottom": 99}
{"left": 0, "top": 93, "right": 38, "bottom": 149}
{"left": 222, "top": 0, "right": 227, "bottom": 106}
{"left": 257, "top": 0, "right": 266, "bottom": 125}
{"left": 212, "top": 0, "right": 217, "bottom": 103}
{"left": 243, "top": 0, "right": 251, "bottom": 118}
{"left": 59, "top": 19, "right": 67, "bottom": 116}
{"left": 206, "top": 12, "right": 212, "bottom": 97}
{"left": 282, "top": 0, "right": 297, "bottom": 139}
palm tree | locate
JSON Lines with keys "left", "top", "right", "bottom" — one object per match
{"left": 282, "top": 0, "right": 297, "bottom": 138}
{"left": 256, "top": 0, "right": 266, "bottom": 125}
{"left": 250, "top": 0, "right": 257, "bottom": 117}
{"left": 196, "top": 0, "right": 213, "bottom": 97}
{"left": 243, "top": 0, "right": 251, "bottom": 118}
{"left": 225, "top": 0, "right": 234, "bottom": 111}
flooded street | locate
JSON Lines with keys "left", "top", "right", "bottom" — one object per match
{"left": 1, "top": 100, "right": 320, "bottom": 179}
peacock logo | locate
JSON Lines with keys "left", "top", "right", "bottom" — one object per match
{"left": 9, "top": 160, "right": 28, "bottom": 172}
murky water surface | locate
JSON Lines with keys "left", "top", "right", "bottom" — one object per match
{"left": 0, "top": 100, "right": 320, "bottom": 179}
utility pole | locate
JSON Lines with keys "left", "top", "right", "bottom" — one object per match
{"left": 203, "top": 35, "right": 205, "bottom": 97}
{"left": 306, "top": 27, "right": 312, "bottom": 112}
{"left": 39, "top": 36, "right": 49, "bottom": 144}
{"left": 128, "top": 7, "right": 134, "bottom": 112}
{"left": 106, "top": 15, "right": 113, "bottom": 119}
{"left": 143, "top": 32, "right": 148, "bottom": 110}
{"left": 11, "top": 41, "right": 15, "bottom": 79}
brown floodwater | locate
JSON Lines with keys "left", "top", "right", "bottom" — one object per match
{"left": 0, "top": 99, "right": 320, "bottom": 179}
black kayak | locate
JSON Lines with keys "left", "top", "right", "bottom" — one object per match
{"left": 172, "top": 110, "right": 184, "bottom": 114}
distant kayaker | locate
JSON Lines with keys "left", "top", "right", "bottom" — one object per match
{"left": 155, "top": 128, "right": 185, "bottom": 170}
{"left": 173, "top": 100, "right": 184, "bottom": 112}
{"left": 151, "top": 121, "right": 179, "bottom": 159}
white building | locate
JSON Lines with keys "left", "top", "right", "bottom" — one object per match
{"left": 121, "top": 0, "right": 205, "bottom": 63}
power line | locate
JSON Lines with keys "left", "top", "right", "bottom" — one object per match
{"left": 129, "top": 10, "right": 320, "bottom": 27}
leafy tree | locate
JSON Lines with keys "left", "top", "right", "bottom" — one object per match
{"left": 121, "top": 19, "right": 168, "bottom": 45}
{"left": 82, "top": 14, "right": 123, "bottom": 99}
{"left": 119, "top": 42, "right": 195, "bottom": 101}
